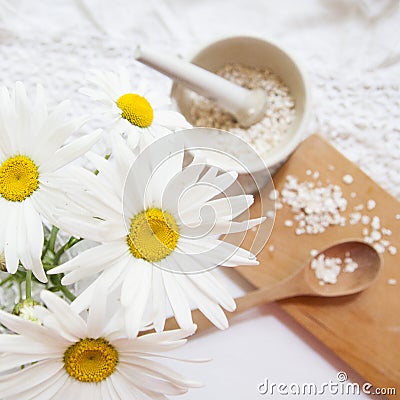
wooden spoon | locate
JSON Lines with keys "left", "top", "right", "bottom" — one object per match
{"left": 164, "top": 240, "right": 382, "bottom": 333}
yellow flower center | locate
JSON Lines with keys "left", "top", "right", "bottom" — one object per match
{"left": 116, "top": 93, "right": 154, "bottom": 128}
{"left": 127, "top": 208, "right": 179, "bottom": 262}
{"left": 0, "top": 155, "right": 39, "bottom": 202}
{"left": 64, "top": 338, "right": 118, "bottom": 383}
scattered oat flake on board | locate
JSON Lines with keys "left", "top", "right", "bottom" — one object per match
{"left": 371, "top": 216, "right": 380, "bottom": 230}
{"left": 370, "top": 230, "right": 382, "bottom": 241}
{"left": 361, "top": 215, "right": 370, "bottom": 225}
{"left": 373, "top": 243, "right": 385, "bottom": 254}
{"left": 342, "top": 174, "right": 354, "bottom": 184}
{"left": 388, "top": 246, "right": 397, "bottom": 255}
{"left": 269, "top": 189, "right": 279, "bottom": 201}
{"left": 266, "top": 210, "right": 275, "bottom": 219}
{"left": 388, "top": 278, "right": 397, "bottom": 285}
{"left": 349, "top": 212, "right": 361, "bottom": 225}
{"left": 277, "top": 175, "right": 347, "bottom": 235}
{"left": 310, "top": 249, "right": 319, "bottom": 257}
{"left": 367, "top": 199, "right": 376, "bottom": 210}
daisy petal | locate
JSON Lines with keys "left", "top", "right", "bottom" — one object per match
{"left": 0, "top": 353, "right": 49, "bottom": 374}
{"left": 153, "top": 110, "right": 191, "bottom": 130}
{"left": 119, "top": 354, "right": 202, "bottom": 388}
{"left": 161, "top": 163, "right": 205, "bottom": 214}
{"left": 121, "top": 261, "right": 152, "bottom": 338}
{"left": 175, "top": 273, "right": 229, "bottom": 330}
{"left": 70, "top": 257, "right": 128, "bottom": 314}
{"left": 161, "top": 267, "right": 193, "bottom": 330}
{"left": 50, "top": 242, "right": 125, "bottom": 278}
{"left": 0, "top": 309, "right": 67, "bottom": 346}
{"left": 0, "top": 335, "right": 61, "bottom": 356}
{"left": 109, "top": 371, "right": 139, "bottom": 399}
{"left": 86, "top": 279, "right": 109, "bottom": 338}
{"left": 41, "top": 290, "right": 87, "bottom": 339}
{"left": 0, "top": 360, "right": 62, "bottom": 398}
{"left": 40, "top": 130, "right": 101, "bottom": 173}
{"left": 152, "top": 268, "right": 167, "bottom": 332}
{"left": 7, "top": 369, "right": 69, "bottom": 400}
{"left": 4, "top": 204, "right": 19, "bottom": 274}
{"left": 23, "top": 200, "right": 46, "bottom": 282}
{"left": 186, "top": 270, "right": 236, "bottom": 311}
{"left": 118, "top": 363, "right": 189, "bottom": 395}
{"left": 102, "top": 378, "right": 121, "bottom": 400}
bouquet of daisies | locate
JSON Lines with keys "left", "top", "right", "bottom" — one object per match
{"left": 0, "top": 69, "right": 264, "bottom": 399}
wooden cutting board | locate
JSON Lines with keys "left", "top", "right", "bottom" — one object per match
{"left": 234, "top": 134, "right": 400, "bottom": 392}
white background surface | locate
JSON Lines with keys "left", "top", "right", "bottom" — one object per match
{"left": 1, "top": 0, "right": 399, "bottom": 399}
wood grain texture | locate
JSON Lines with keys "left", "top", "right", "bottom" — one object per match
{"left": 233, "top": 134, "right": 400, "bottom": 392}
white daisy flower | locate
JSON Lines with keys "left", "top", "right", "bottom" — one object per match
{"left": 49, "top": 133, "right": 264, "bottom": 336}
{"left": 0, "top": 82, "right": 100, "bottom": 283}
{"left": 0, "top": 289, "right": 201, "bottom": 399}
{"left": 80, "top": 68, "right": 191, "bottom": 151}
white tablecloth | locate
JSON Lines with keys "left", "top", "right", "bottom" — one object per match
{"left": 1, "top": 1, "right": 399, "bottom": 398}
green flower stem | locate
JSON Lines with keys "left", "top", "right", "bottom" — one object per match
{"left": 25, "top": 226, "right": 82, "bottom": 304}
{"left": 25, "top": 270, "right": 32, "bottom": 300}
{"left": 58, "top": 285, "right": 76, "bottom": 302}
{"left": 53, "top": 237, "right": 82, "bottom": 265}
{"left": 17, "top": 280, "right": 22, "bottom": 302}
{"left": 41, "top": 225, "right": 59, "bottom": 259}
{"left": 48, "top": 226, "right": 59, "bottom": 253}
{"left": 0, "top": 275, "right": 13, "bottom": 287}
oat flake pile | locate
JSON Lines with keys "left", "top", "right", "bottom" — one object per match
{"left": 189, "top": 63, "right": 296, "bottom": 156}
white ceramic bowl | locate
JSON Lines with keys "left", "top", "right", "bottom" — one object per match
{"left": 171, "top": 35, "right": 312, "bottom": 176}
